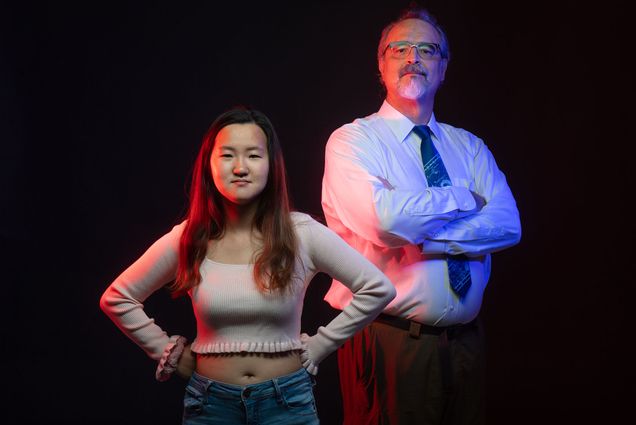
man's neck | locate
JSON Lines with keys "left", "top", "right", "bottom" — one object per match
{"left": 385, "top": 95, "right": 434, "bottom": 125}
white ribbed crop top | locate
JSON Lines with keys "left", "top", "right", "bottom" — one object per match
{"left": 100, "top": 212, "right": 395, "bottom": 374}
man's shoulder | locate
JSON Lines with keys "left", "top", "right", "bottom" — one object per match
{"left": 328, "top": 111, "right": 386, "bottom": 145}
{"left": 436, "top": 121, "right": 479, "bottom": 139}
{"left": 435, "top": 121, "right": 485, "bottom": 149}
{"left": 336, "top": 110, "right": 383, "bottom": 130}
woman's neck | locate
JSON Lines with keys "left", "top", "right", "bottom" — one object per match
{"left": 223, "top": 200, "right": 258, "bottom": 233}
{"left": 207, "top": 201, "right": 262, "bottom": 264}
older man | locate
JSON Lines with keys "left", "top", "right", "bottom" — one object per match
{"left": 321, "top": 6, "right": 521, "bottom": 424}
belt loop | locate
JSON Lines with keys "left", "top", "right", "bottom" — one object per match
{"left": 193, "top": 372, "right": 212, "bottom": 394}
{"left": 272, "top": 377, "right": 286, "bottom": 406}
{"left": 409, "top": 320, "right": 421, "bottom": 339}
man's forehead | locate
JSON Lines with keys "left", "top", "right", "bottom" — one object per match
{"left": 387, "top": 19, "right": 439, "bottom": 42}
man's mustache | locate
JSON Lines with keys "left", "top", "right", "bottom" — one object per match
{"left": 399, "top": 64, "right": 427, "bottom": 78}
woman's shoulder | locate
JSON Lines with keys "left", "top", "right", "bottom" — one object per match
{"left": 290, "top": 211, "right": 333, "bottom": 245}
{"left": 155, "top": 219, "right": 187, "bottom": 247}
{"left": 290, "top": 211, "right": 326, "bottom": 228}
{"left": 168, "top": 219, "right": 188, "bottom": 236}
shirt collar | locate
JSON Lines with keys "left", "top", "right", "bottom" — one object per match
{"left": 378, "top": 100, "right": 442, "bottom": 142}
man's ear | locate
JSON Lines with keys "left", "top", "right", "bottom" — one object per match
{"left": 440, "top": 58, "right": 448, "bottom": 83}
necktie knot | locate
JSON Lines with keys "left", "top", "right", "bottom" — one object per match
{"left": 413, "top": 125, "right": 431, "bottom": 141}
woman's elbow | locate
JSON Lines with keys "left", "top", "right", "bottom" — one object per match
{"left": 99, "top": 285, "right": 118, "bottom": 315}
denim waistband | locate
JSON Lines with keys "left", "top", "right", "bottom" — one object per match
{"left": 188, "top": 368, "right": 310, "bottom": 401}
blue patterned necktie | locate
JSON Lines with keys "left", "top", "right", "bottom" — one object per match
{"left": 414, "top": 125, "right": 472, "bottom": 298}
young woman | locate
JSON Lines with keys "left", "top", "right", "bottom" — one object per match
{"left": 100, "top": 107, "right": 395, "bottom": 424}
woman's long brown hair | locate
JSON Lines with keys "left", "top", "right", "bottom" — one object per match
{"left": 169, "top": 107, "right": 297, "bottom": 297}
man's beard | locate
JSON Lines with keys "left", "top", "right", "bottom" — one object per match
{"left": 397, "top": 75, "right": 427, "bottom": 99}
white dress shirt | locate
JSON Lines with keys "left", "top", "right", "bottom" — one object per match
{"left": 322, "top": 101, "right": 521, "bottom": 326}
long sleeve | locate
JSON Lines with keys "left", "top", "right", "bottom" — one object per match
{"left": 420, "top": 139, "right": 521, "bottom": 256}
{"left": 322, "top": 124, "right": 478, "bottom": 249}
{"left": 322, "top": 104, "right": 520, "bottom": 324}
{"left": 99, "top": 223, "right": 183, "bottom": 360}
{"left": 299, "top": 217, "right": 396, "bottom": 371}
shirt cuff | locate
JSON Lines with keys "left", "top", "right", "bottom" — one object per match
{"left": 299, "top": 333, "right": 319, "bottom": 376}
{"left": 449, "top": 186, "right": 476, "bottom": 212}
{"left": 155, "top": 335, "right": 187, "bottom": 382}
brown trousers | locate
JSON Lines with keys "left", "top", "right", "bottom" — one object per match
{"left": 338, "top": 318, "right": 485, "bottom": 425}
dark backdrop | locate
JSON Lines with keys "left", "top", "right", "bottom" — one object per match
{"left": 1, "top": 1, "right": 631, "bottom": 424}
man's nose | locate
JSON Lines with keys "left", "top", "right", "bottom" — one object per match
{"left": 406, "top": 46, "right": 421, "bottom": 63}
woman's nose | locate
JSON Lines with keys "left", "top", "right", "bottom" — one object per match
{"left": 233, "top": 159, "right": 248, "bottom": 175}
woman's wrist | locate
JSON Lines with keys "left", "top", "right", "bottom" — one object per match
{"left": 155, "top": 335, "right": 188, "bottom": 381}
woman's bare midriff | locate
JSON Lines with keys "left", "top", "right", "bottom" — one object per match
{"left": 195, "top": 350, "right": 303, "bottom": 385}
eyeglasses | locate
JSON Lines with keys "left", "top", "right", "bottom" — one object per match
{"left": 384, "top": 41, "right": 444, "bottom": 60}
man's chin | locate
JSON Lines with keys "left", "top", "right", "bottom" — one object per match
{"left": 397, "top": 83, "right": 427, "bottom": 100}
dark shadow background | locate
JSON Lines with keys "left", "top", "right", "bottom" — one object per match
{"left": 1, "top": 0, "right": 632, "bottom": 424}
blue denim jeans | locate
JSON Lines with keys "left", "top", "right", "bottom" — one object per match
{"left": 182, "top": 368, "right": 319, "bottom": 424}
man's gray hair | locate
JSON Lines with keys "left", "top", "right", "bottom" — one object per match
{"left": 377, "top": 6, "right": 451, "bottom": 64}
